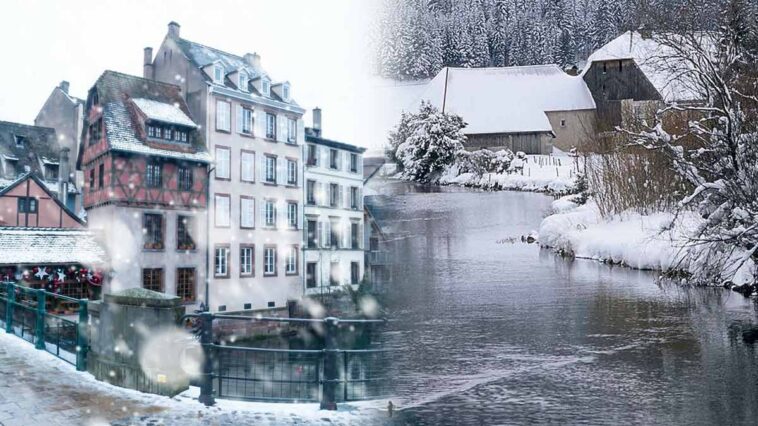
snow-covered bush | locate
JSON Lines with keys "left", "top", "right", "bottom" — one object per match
{"left": 389, "top": 101, "right": 467, "bottom": 182}
{"left": 455, "top": 149, "right": 513, "bottom": 177}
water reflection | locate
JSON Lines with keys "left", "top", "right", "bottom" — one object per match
{"left": 369, "top": 180, "right": 758, "bottom": 425}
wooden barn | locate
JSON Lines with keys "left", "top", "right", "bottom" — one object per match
{"left": 417, "top": 65, "right": 597, "bottom": 154}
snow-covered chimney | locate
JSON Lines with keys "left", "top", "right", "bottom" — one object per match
{"left": 59, "top": 81, "right": 69, "bottom": 94}
{"left": 143, "top": 47, "right": 154, "bottom": 79}
{"left": 58, "top": 148, "right": 70, "bottom": 204}
{"left": 312, "top": 107, "right": 322, "bottom": 137}
{"left": 168, "top": 21, "right": 181, "bottom": 38}
{"left": 244, "top": 52, "right": 261, "bottom": 69}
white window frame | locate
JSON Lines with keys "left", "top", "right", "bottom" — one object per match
{"left": 240, "top": 151, "right": 255, "bottom": 182}
{"left": 287, "top": 159, "right": 297, "bottom": 185}
{"left": 266, "top": 113, "right": 277, "bottom": 139}
{"left": 264, "top": 200, "right": 276, "bottom": 227}
{"left": 264, "top": 246, "right": 276, "bottom": 276}
{"left": 240, "top": 197, "right": 255, "bottom": 228}
{"left": 215, "top": 147, "right": 230, "bottom": 179}
{"left": 214, "top": 194, "right": 230, "bottom": 227}
{"left": 216, "top": 100, "right": 231, "bottom": 132}
{"left": 265, "top": 155, "right": 277, "bottom": 184}
{"left": 287, "top": 202, "right": 298, "bottom": 229}
{"left": 285, "top": 246, "right": 297, "bottom": 274}
{"left": 287, "top": 118, "right": 297, "bottom": 143}
{"left": 214, "top": 65, "right": 224, "bottom": 83}
{"left": 282, "top": 84, "right": 290, "bottom": 101}
{"left": 240, "top": 246, "right": 254, "bottom": 276}
{"left": 262, "top": 78, "right": 270, "bottom": 96}
{"left": 238, "top": 72, "right": 247, "bottom": 91}
{"left": 214, "top": 246, "right": 229, "bottom": 277}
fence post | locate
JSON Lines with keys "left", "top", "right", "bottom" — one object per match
{"left": 35, "top": 289, "right": 45, "bottom": 350}
{"left": 5, "top": 282, "right": 14, "bottom": 333}
{"left": 198, "top": 312, "right": 215, "bottom": 406}
{"left": 320, "top": 317, "right": 338, "bottom": 410}
{"left": 76, "top": 299, "right": 88, "bottom": 371}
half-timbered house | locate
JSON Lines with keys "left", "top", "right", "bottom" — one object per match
{"left": 78, "top": 70, "right": 210, "bottom": 306}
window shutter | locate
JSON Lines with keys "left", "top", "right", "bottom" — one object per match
{"left": 338, "top": 185, "right": 344, "bottom": 208}
{"left": 236, "top": 104, "right": 243, "bottom": 133}
{"left": 358, "top": 222, "right": 364, "bottom": 249}
{"left": 277, "top": 159, "right": 285, "bottom": 185}
{"left": 277, "top": 115, "right": 286, "bottom": 142}
{"left": 318, "top": 220, "right": 324, "bottom": 247}
{"left": 314, "top": 146, "right": 320, "bottom": 167}
{"left": 324, "top": 220, "right": 331, "bottom": 248}
{"left": 260, "top": 200, "right": 267, "bottom": 227}
{"left": 259, "top": 155, "right": 266, "bottom": 182}
{"left": 297, "top": 203, "right": 303, "bottom": 230}
{"left": 343, "top": 221, "right": 349, "bottom": 249}
{"left": 255, "top": 110, "right": 265, "bottom": 137}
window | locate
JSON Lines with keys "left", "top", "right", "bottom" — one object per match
{"left": 330, "top": 261, "right": 339, "bottom": 286}
{"left": 306, "top": 262, "right": 317, "bottom": 288}
{"left": 262, "top": 78, "right": 270, "bottom": 96}
{"left": 88, "top": 118, "right": 102, "bottom": 145}
{"left": 177, "top": 216, "right": 195, "bottom": 250}
{"left": 216, "top": 100, "right": 231, "bottom": 132}
{"left": 351, "top": 222, "right": 360, "bottom": 249}
{"left": 176, "top": 268, "right": 195, "bottom": 302}
{"left": 351, "top": 262, "right": 360, "bottom": 285}
{"left": 218, "top": 305, "right": 227, "bottom": 312}
{"left": 285, "top": 245, "right": 298, "bottom": 275}
{"left": 287, "top": 202, "right": 298, "bottom": 229}
{"left": 176, "top": 130, "right": 188, "bottom": 143}
{"left": 264, "top": 200, "right": 276, "bottom": 227}
{"left": 215, "top": 147, "right": 230, "bottom": 179}
{"left": 142, "top": 268, "right": 164, "bottom": 293}
{"left": 17, "top": 197, "right": 37, "bottom": 214}
{"left": 307, "top": 144, "right": 318, "bottom": 166}
{"left": 214, "top": 245, "right": 230, "bottom": 278}
{"left": 145, "top": 162, "right": 162, "bottom": 188}
{"left": 14, "top": 135, "right": 25, "bottom": 148}
{"left": 178, "top": 166, "right": 193, "bottom": 191}
{"left": 4, "top": 159, "right": 17, "bottom": 178}
{"left": 214, "top": 65, "right": 224, "bottom": 83}
{"left": 350, "top": 153, "right": 358, "bottom": 173}
{"left": 240, "top": 196, "right": 255, "bottom": 228}
{"left": 143, "top": 213, "right": 164, "bottom": 250}
{"left": 98, "top": 163, "right": 105, "bottom": 188}
{"left": 265, "top": 155, "right": 277, "bottom": 184}
{"left": 560, "top": 119, "right": 567, "bottom": 127}
{"left": 240, "top": 245, "right": 254, "bottom": 276}
{"left": 350, "top": 187, "right": 359, "bottom": 209}
{"left": 238, "top": 72, "right": 248, "bottom": 91}
{"left": 266, "top": 113, "right": 276, "bottom": 139}
{"left": 239, "top": 107, "right": 254, "bottom": 135}
{"left": 306, "top": 180, "right": 316, "bottom": 205}
{"left": 329, "top": 149, "right": 339, "bottom": 169}
{"left": 287, "top": 159, "right": 297, "bottom": 185}
{"left": 330, "top": 218, "right": 340, "bottom": 248}
{"left": 619, "top": 60, "right": 623, "bottom": 72}
{"left": 307, "top": 219, "right": 318, "bottom": 248}
{"left": 283, "top": 84, "right": 290, "bottom": 101}
{"left": 264, "top": 245, "right": 277, "bottom": 276}
{"left": 244, "top": 303, "right": 252, "bottom": 310}
{"left": 44, "top": 164, "right": 58, "bottom": 181}
{"left": 287, "top": 118, "right": 297, "bottom": 143}
{"left": 603, "top": 62, "right": 607, "bottom": 74}
{"left": 89, "top": 169, "right": 95, "bottom": 191}
{"left": 215, "top": 194, "right": 230, "bottom": 227}
{"left": 240, "top": 151, "right": 255, "bottom": 182}
{"left": 329, "top": 183, "right": 340, "bottom": 208}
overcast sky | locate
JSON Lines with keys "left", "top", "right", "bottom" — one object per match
{"left": 0, "top": 0, "right": 392, "bottom": 149}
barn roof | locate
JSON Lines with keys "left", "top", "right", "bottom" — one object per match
{"left": 584, "top": 31, "right": 705, "bottom": 103}
{"left": 418, "top": 65, "right": 596, "bottom": 135}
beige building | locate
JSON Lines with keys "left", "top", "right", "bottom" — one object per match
{"left": 150, "top": 22, "right": 305, "bottom": 313}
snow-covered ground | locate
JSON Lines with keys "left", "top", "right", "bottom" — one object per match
{"left": 438, "top": 152, "right": 581, "bottom": 195}
{"left": 0, "top": 330, "right": 388, "bottom": 425}
{"left": 538, "top": 197, "right": 756, "bottom": 285}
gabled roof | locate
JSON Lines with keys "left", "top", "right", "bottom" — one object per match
{"left": 89, "top": 71, "right": 211, "bottom": 163}
{"left": 584, "top": 31, "right": 704, "bottom": 103}
{"left": 418, "top": 65, "right": 596, "bottom": 135}
{"left": 0, "top": 226, "right": 107, "bottom": 266}
{"left": 0, "top": 172, "right": 85, "bottom": 226}
{"left": 173, "top": 37, "right": 298, "bottom": 107}
{"left": 304, "top": 128, "right": 367, "bottom": 154}
{"left": 0, "top": 121, "right": 77, "bottom": 192}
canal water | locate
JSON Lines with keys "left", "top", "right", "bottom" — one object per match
{"left": 369, "top": 181, "right": 758, "bottom": 425}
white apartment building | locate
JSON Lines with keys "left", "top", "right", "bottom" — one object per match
{"left": 303, "top": 110, "right": 366, "bottom": 295}
{"left": 150, "top": 22, "right": 305, "bottom": 313}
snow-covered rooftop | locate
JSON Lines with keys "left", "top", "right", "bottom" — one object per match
{"left": 131, "top": 98, "right": 198, "bottom": 128}
{"left": 0, "top": 227, "right": 108, "bottom": 266}
{"left": 418, "top": 65, "right": 596, "bottom": 135}
{"left": 584, "top": 31, "right": 704, "bottom": 103}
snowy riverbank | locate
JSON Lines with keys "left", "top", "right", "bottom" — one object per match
{"left": 538, "top": 197, "right": 756, "bottom": 286}
{"left": 437, "top": 153, "right": 581, "bottom": 195}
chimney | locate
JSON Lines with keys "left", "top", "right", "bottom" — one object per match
{"left": 58, "top": 148, "right": 70, "bottom": 204}
{"left": 59, "top": 81, "right": 70, "bottom": 94}
{"left": 243, "top": 52, "right": 261, "bottom": 69}
{"left": 143, "top": 47, "right": 154, "bottom": 79}
{"left": 168, "top": 21, "right": 181, "bottom": 38}
{"left": 312, "top": 107, "right": 322, "bottom": 137}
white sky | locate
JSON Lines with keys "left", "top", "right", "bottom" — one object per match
{"left": 0, "top": 0, "right": 393, "bottom": 149}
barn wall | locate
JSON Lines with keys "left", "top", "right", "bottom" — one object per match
{"left": 465, "top": 132, "right": 553, "bottom": 155}
{"left": 545, "top": 110, "right": 597, "bottom": 152}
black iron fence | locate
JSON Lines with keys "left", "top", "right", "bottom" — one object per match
{"left": 0, "top": 282, "right": 88, "bottom": 369}
{"left": 183, "top": 313, "right": 389, "bottom": 410}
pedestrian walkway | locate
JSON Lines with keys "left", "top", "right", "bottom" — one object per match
{"left": 0, "top": 331, "right": 387, "bottom": 425}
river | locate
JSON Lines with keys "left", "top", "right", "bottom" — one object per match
{"left": 369, "top": 181, "right": 758, "bottom": 425}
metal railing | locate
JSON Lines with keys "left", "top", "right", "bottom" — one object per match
{"left": 0, "top": 282, "right": 88, "bottom": 370}
{"left": 182, "top": 313, "right": 388, "bottom": 410}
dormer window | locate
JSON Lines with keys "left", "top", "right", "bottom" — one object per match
{"left": 262, "top": 78, "right": 270, "bottom": 96}
{"left": 14, "top": 135, "right": 25, "bottom": 148}
{"left": 44, "top": 164, "right": 59, "bottom": 181}
{"left": 238, "top": 72, "right": 248, "bottom": 92}
{"left": 147, "top": 123, "right": 190, "bottom": 144}
{"left": 213, "top": 65, "right": 224, "bottom": 83}
{"left": 4, "top": 159, "right": 17, "bottom": 178}
{"left": 282, "top": 84, "right": 290, "bottom": 102}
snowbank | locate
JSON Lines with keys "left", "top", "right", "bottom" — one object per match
{"left": 539, "top": 198, "right": 756, "bottom": 285}
{"left": 437, "top": 154, "right": 580, "bottom": 195}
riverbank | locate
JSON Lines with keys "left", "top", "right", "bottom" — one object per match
{"left": 538, "top": 196, "right": 756, "bottom": 287}
{"left": 407, "top": 153, "right": 580, "bottom": 195}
